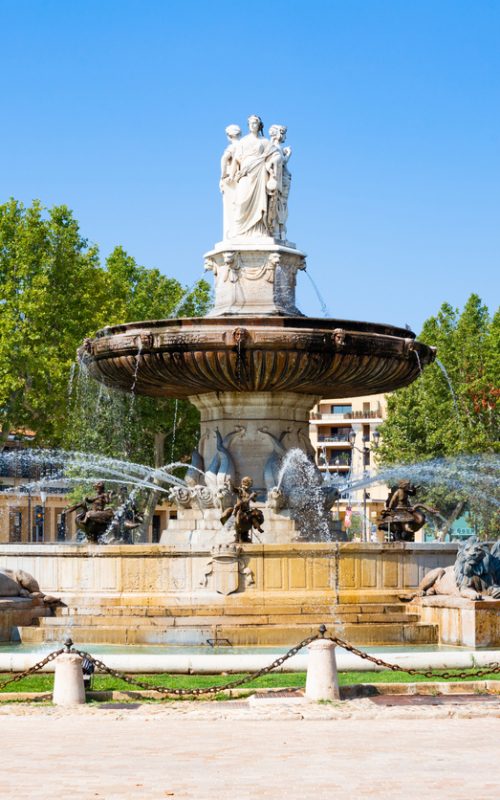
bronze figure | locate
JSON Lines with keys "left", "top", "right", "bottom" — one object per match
{"left": 66, "top": 481, "right": 115, "bottom": 544}
{"left": 378, "top": 480, "right": 437, "bottom": 542}
{"left": 220, "top": 477, "right": 264, "bottom": 543}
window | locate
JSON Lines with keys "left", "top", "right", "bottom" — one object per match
{"left": 152, "top": 515, "right": 161, "bottom": 544}
{"left": 330, "top": 404, "right": 352, "bottom": 415}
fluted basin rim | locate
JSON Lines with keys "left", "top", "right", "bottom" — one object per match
{"left": 80, "top": 315, "right": 436, "bottom": 399}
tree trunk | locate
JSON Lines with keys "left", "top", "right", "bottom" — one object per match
{"left": 438, "top": 501, "right": 466, "bottom": 541}
{"left": 154, "top": 431, "right": 166, "bottom": 468}
{"left": 0, "top": 420, "right": 11, "bottom": 452}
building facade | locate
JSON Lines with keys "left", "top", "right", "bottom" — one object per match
{"left": 309, "top": 393, "right": 389, "bottom": 539}
{"left": 0, "top": 433, "right": 171, "bottom": 544}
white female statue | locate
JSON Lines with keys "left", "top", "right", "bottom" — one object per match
{"left": 219, "top": 124, "right": 241, "bottom": 241}
{"left": 229, "top": 115, "right": 278, "bottom": 240}
{"left": 267, "top": 124, "right": 292, "bottom": 241}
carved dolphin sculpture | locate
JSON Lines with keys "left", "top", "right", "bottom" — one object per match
{"left": 297, "top": 426, "right": 317, "bottom": 462}
{"left": 205, "top": 427, "right": 244, "bottom": 490}
{"left": 184, "top": 445, "right": 206, "bottom": 487}
{"left": 258, "top": 427, "right": 290, "bottom": 490}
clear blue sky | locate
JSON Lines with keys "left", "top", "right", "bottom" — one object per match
{"left": 1, "top": 0, "right": 499, "bottom": 331}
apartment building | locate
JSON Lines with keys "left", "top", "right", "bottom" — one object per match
{"left": 309, "top": 393, "right": 389, "bottom": 539}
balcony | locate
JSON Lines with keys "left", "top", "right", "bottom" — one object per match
{"left": 327, "top": 451, "right": 352, "bottom": 465}
{"left": 319, "top": 463, "right": 351, "bottom": 471}
{"left": 311, "top": 409, "right": 383, "bottom": 422}
{"left": 318, "top": 435, "right": 352, "bottom": 444}
{"left": 344, "top": 410, "right": 382, "bottom": 420}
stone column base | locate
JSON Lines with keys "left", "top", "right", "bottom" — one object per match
{"left": 190, "top": 391, "right": 320, "bottom": 491}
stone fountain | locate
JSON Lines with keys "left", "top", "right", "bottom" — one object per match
{"left": 6, "top": 116, "right": 475, "bottom": 649}
{"left": 80, "top": 115, "right": 435, "bottom": 547}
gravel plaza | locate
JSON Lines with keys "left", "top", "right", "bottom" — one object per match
{"left": 1, "top": 699, "right": 499, "bottom": 799}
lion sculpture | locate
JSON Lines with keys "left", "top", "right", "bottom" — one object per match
{"left": 414, "top": 538, "right": 500, "bottom": 601}
{"left": 0, "top": 568, "right": 59, "bottom": 605}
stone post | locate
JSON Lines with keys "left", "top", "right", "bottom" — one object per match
{"left": 305, "top": 637, "right": 340, "bottom": 702}
{"left": 52, "top": 652, "right": 86, "bottom": 706}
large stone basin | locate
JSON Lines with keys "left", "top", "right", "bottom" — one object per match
{"left": 81, "top": 315, "right": 435, "bottom": 399}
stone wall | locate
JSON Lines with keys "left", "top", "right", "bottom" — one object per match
{"left": 0, "top": 542, "right": 458, "bottom": 603}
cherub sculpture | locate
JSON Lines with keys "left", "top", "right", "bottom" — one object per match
{"left": 220, "top": 476, "right": 264, "bottom": 543}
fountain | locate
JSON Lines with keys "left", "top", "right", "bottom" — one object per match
{"left": 80, "top": 115, "right": 436, "bottom": 546}
{"left": 6, "top": 115, "right": 491, "bottom": 649}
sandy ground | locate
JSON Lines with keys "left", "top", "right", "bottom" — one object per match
{"left": 1, "top": 699, "right": 499, "bottom": 799}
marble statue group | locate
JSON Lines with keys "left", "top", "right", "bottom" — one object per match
{"left": 220, "top": 115, "right": 292, "bottom": 242}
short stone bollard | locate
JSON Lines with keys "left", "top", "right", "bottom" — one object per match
{"left": 305, "top": 637, "right": 340, "bottom": 702}
{"left": 52, "top": 652, "right": 86, "bottom": 706}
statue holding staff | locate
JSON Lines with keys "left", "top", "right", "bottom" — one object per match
{"left": 219, "top": 124, "right": 241, "bottom": 241}
{"left": 267, "top": 124, "right": 292, "bottom": 241}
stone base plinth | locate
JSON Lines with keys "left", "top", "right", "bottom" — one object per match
{"left": 161, "top": 505, "right": 298, "bottom": 547}
{"left": 0, "top": 597, "right": 53, "bottom": 642}
{"left": 0, "top": 543, "right": 459, "bottom": 647}
{"left": 204, "top": 242, "right": 306, "bottom": 317}
{"left": 414, "top": 596, "right": 500, "bottom": 648}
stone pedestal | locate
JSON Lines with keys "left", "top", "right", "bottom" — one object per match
{"left": 52, "top": 652, "right": 86, "bottom": 706}
{"left": 204, "top": 243, "right": 306, "bottom": 317}
{"left": 190, "top": 390, "right": 319, "bottom": 491}
{"left": 414, "top": 596, "right": 500, "bottom": 648}
{"left": 160, "top": 505, "right": 299, "bottom": 547}
{"left": 305, "top": 638, "right": 340, "bottom": 701}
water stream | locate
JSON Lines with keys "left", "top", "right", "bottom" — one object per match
{"left": 304, "top": 271, "right": 331, "bottom": 317}
{"left": 434, "top": 357, "right": 461, "bottom": 418}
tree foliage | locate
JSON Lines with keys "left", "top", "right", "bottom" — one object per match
{"left": 378, "top": 295, "right": 499, "bottom": 537}
{"left": 0, "top": 200, "right": 211, "bottom": 465}
{"left": 0, "top": 199, "right": 108, "bottom": 447}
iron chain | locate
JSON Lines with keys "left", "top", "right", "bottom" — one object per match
{"left": 72, "top": 634, "right": 320, "bottom": 696}
{"left": 0, "top": 648, "right": 64, "bottom": 690}
{"left": 1, "top": 629, "right": 500, "bottom": 696}
{"left": 327, "top": 634, "right": 500, "bottom": 681}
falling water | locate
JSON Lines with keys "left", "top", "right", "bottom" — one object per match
{"left": 338, "top": 455, "right": 500, "bottom": 512}
{"left": 124, "top": 339, "right": 144, "bottom": 453}
{"left": 273, "top": 450, "right": 500, "bottom": 541}
{"left": 169, "top": 281, "right": 199, "bottom": 318}
{"left": 236, "top": 338, "right": 242, "bottom": 388}
{"left": 130, "top": 339, "right": 143, "bottom": 396}
{"left": 170, "top": 399, "right": 179, "bottom": 463}
{"left": 277, "top": 448, "right": 334, "bottom": 539}
{"left": 413, "top": 348, "right": 423, "bottom": 376}
{"left": 435, "top": 358, "right": 460, "bottom": 418}
{"left": 67, "top": 362, "right": 77, "bottom": 405}
{"left": 0, "top": 449, "right": 188, "bottom": 493}
{"left": 304, "top": 271, "right": 331, "bottom": 317}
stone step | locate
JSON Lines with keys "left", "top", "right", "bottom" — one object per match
{"left": 57, "top": 602, "right": 410, "bottom": 618}
{"left": 19, "top": 620, "right": 438, "bottom": 647}
{"left": 56, "top": 595, "right": 411, "bottom": 615}
{"left": 340, "top": 623, "right": 438, "bottom": 646}
{"left": 45, "top": 611, "right": 420, "bottom": 627}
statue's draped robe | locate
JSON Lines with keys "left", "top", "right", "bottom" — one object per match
{"left": 221, "top": 142, "right": 238, "bottom": 240}
{"left": 232, "top": 135, "right": 277, "bottom": 238}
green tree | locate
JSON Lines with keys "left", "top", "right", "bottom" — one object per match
{"left": 377, "top": 295, "right": 499, "bottom": 537}
{"left": 65, "top": 246, "right": 211, "bottom": 467}
{"left": 0, "top": 199, "right": 109, "bottom": 448}
{"left": 0, "top": 201, "right": 211, "bottom": 467}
